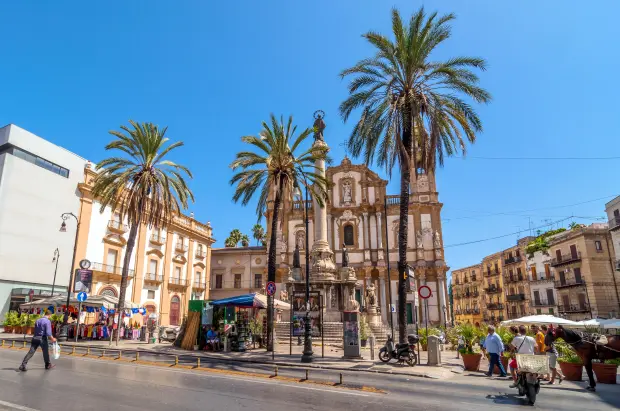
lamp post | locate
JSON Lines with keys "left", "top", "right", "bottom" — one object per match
{"left": 57, "top": 212, "right": 80, "bottom": 342}
{"left": 298, "top": 177, "right": 313, "bottom": 363}
{"left": 51, "top": 248, "right": 60, "bottom": 297}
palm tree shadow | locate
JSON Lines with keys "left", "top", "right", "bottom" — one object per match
{"left": 486, "top": 392, "right": 526, "bottom": 406}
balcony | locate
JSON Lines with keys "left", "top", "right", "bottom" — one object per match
{"left": 143, "top": 273, "right": 163, "bottom": 283}
{"left": 463, "top": 277, "right": 469, "bottom": 284}
{"left": 487, "top": 303, "right": 504, "bottom": 310}
{"left": 504, "top": 255, "right": 523, "bottom": 266}
{"left": 531, "top": 274, "right": 554, "bottom": 283}
{"left": 609, "top": 216, "right": 620, "bottom": 232}
{"left": 485, "top": 286, "right": 502, "bottom": 294}
{"left": 107, "top": 220, "right": 129, "bottom": 234}
{"left": 506, "top": 293, "right": 526, "bottom": 301}
{"left": 471, "top": 275, "right": 477, "bottom": 282}
{"left": 558, "top": 303, "right": 590, "bottom": 313}
{"left": 193, "top": 281, "right": 206, "bottom": 291}
{"left": 168, "top": 277, "right": 188, "bottom": 288}
{"left": 385, "top": 195, "right": 400, "bottom": 206}
{"left": 505, "top": 275, "right": 525, "bottom": 284}
{"left": 292, "top": 200, "right": 313, "bottom": 211}
{"left": 555, "top": 278, "right": 585, "bottom": 289}
{"left": 550, "top": 252, "right": 581, "bottom": 267}
{"left": 195, "top": 249, "right": 207, "bottom": 259}
{"left": 175, "top": 242, "right": 189, "bottom": 253}
{"left": 485, "top": 270, "right": 501, "bottom": 277}
{"left": 91, "top": 262, "right": 135, "bottom": 282}
{"left": 532, "top": 299, "right": 555, "bottom": 307}
{"left": 149, "top": 233, "right": 166, "bottom": 246}
{"left": 454, "top": 279, "right": 461, "bottom": 285}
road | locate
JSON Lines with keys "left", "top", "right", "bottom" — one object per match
{"left": 0, "top": 348, "right": 618, "bottom": 410}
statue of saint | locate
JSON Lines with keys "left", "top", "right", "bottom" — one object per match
{"left": 365, "top": 282, "right": 377, "bottom": 307}
{"left": 433, "top": 230, "right": 442, "bottom": 248}
{"left": 293, "top": 243, "right": 301, "bottom": 269}
{"left": 341, "top": 244, "right": 349, "bottom": 267}
{"left": 347, "top": 287, "right": 360, "bottom": 312}
{"left": 416, "top": 230, "right": 423, "bottom": 249}
{"left": 342, "top": 180, "right": 352, "bottom": 203}
{"left": 313, "top": 111, "right": 326, "bottom": 142}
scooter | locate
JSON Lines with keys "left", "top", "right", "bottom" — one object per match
{"left": 516, "top": 371, "right": 540, "bottom": 405}
{"left": 378, "top": 334, "right": 419, "bottom": 366}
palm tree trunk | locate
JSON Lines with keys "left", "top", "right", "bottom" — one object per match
{"left": 115, "top": 222, "right": 139, "bottom": 345}
{"left": 266, "top": 179, "right": 283, "bottom": 352}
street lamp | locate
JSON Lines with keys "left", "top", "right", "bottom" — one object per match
{"left": 51, "top": 248, "right": 60, "bottom": 297}
{"left": 296, "top": 178, "right": 313, "bottom": 363}
{"left": 57, "top": 212, "right": 80, "bottom": 342}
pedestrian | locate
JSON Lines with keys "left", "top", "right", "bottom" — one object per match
{"left": 484, "top": 325, "right": 507, "bottom": 378}
{"left": 507, "top": 326, "right": 519, "bottom": 383}
{"left": 19, "top": 310, "right": 56, "bottom": 371}
{"left": 532, "top": 324, "right": 550, "bottom": 380}
{"left": 508, "top": 325, "right": 537, "bottom": 388}
{"left": 542, "top": 325, "right": 564, "bottom": 385}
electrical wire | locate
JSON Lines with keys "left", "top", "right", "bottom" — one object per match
{"left": 454, "top": 155, "right": 620, "bottom": 160}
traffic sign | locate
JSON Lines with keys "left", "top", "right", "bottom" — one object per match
{"left": 266, "top": 281, "right": 276, "bottom": 296}
{"left": 77, "top": 292, "right": 88, "bottom": 302}
{"left": 390, "top": 304, "right": 396, "bottom": 313}
{"left": 418, "top": 285, "right": 432, "bottom": 299}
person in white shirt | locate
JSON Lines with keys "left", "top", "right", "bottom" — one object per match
{"left": 508, "top": 325, "right": 538, "bottom": 387}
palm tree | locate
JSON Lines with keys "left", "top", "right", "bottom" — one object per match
{"left": 230, "top": 114, "right": 329, "bottom": 351}
{"left": 225, "top": 229, "right": 243, "bottom": 247}
{"left": 240, "top": 234, "right": 250, "bottom": 247}
{"left": 252, "top": 224, "right": 266, "bottom": 246}
{"left": 92, "top": 121, "right": 194, "bottom": 344}
{"left": 340, "top": 7, "right": 490, "bottom": 343}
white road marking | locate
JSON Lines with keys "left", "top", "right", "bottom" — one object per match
{"left": 0, "top": 399, "right": 39, "bottom": 411}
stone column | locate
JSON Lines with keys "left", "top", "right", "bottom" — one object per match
{"left": 327, "top": 213, "right": 332, "bottom": 249}
{"left": 362, "top": 213, "right": 369, "bottom": 249}
{"left": 380, "top": 277, "right": 387, "bottom": 324}
{"left": 333, "top": 218, "right": 340, "bottom": 251}
{"left": 310, "top": 139, "right": 336, "bottom": 280}
{"left": 376, "top": 212, "right": 383, "bottom": 249}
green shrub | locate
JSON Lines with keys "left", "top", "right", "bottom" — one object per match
{"left": 418, "top": 327, "right": 441, "bottom": 346}
{"left": 359, "top": 316, "right": 369, "bottom": 341}
{"left": 556, "top": 339, "right": 582, "bottom": 364}
{"left": 2, "top": 311, "right": 19, "bottom": 326}
{"left": 604, "top": 358, "right": 620, "bottom": 366}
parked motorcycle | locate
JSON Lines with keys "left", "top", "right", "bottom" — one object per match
{"left": 378, "top": 334, "right": 419, "bottom": 366}
{"left": 516, "top": 371, "right": 540, "bottom": 405}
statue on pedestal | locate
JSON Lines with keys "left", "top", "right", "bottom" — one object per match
{"left": 433, "top": 230, "right": 442, "bottom": 249}
{"left": 342, "top": 244, "right": 349, "bottom": 267}
{"left": 313, "top": 110, "right": 326, "bottom": 142}
{"left": 365, "top": 282, "right": 377, "bottom": 311}
{"left": 293, "top": 243, "right": 301, "bottom": 268}
{"left": 346, "top": 287, "right": 360, "bottom": 312}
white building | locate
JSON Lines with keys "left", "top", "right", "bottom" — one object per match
{"left": 0, "top": 124, "right": 87, "bottom": 316}
{"left": 526, "top": 250, "right": 558, "bottom": 315}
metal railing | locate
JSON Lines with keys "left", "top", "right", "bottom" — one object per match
{"left": 169, "top": 278, "right": 188, "bottom": 286}
{"left": 193, "top": 281, "right": 205, "bottom": 289}
{"left": 506, "top": 275, "right": 525, "bottom": 283}
{"left": 531, "top": 274, "right": 554, "bottom": 283}
{"left": 107, "top": 220, "right": 129, "bottom": 232}
{"left": 550, "top": 252, "right": 581, "bottom": 266}
{"left": 608, "top": 217, "right": 620, "bottom": 231}
{"left": 195, "top": 249, "right": 207, "bottom": 258}
{"left": 532, "top": 299, "right": 555, "bottom": 307}
{"left": 144, "top": 273, "right": 163, "bottom": 282}
{"left": 555, "top": 278, "right": 585, "bottom": 289}
{"left": 91, "top": 262, "right": 135, "bottom": 277}
{"left": 485, "top": 286, "right": 502, "bottom": 294}
{"left": 504, "top": 255, "right": 523, "bottom": 265}
{"left": 385, "top": 195, "right": 400, "bottom": 206}
{"left": 292, "top": 201, "right": 313, "bottom": 210}
{"left": 175, "top": 242, "right": 188, "bottom": 252}
{"left": 485, "top": 270, "right": 501, "bottom": 277}
{"left": 487, "top": 303, "right": 504, "bottom": 310}
{"left": 506, "top": 293, "right": 526, "bottom": 301}
{"left": 150, "top": 233, "right": 166, "bottom": 244}
{"left": 558, "top": 303, "right": 590, "bottom": 313}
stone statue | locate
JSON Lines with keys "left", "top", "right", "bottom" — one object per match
{"left": 342, "top": 180, "right": 352, "bottom": 203}
{"left": 280, "top": 289, "right": 288, "bottom": 302}
{"left": 293, "top": 243, "right": 301, "bottom": 268}
{"left": 433, "top": 230, "right": 442, "bottom": 248}
{"left": 365, "top": 282, "right": 377, "bottom": 307}
{"left": 346, "top": 287, "right": 360, "bottom": 312}
{"left": 416, "top": 230, "right": 423, "bottom": 249}
{"left": 342, "top": 244, "right": 349, "bottom": 267}
{"left": 313, "top": 110, "right": 326, "bottom": 142}
{"left": 296, "top": 231, "right": 305, "bottom": 250}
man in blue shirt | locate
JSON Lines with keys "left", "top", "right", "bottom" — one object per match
{"left": 484, "top": 325, "right": 507, "bottom": 377}
{"left": 19, "top": 310, "right": 57, "bottom": 371}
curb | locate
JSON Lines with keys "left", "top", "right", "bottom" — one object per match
{"left": 0, "top": 337, "right": 449, "bottom": 380}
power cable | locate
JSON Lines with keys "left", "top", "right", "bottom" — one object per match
{"left": 454, "top": 155, "right": 620, "bottom": 161}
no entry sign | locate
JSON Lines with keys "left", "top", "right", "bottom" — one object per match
{"left": 418, "top": 285, "right": 432, "bottom": 299}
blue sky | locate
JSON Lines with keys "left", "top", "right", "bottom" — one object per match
{"left": 1, "top": 1, "right": 619, "bottom": 277}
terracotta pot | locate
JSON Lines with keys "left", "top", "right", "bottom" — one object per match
{"left": 13, "top": 326, "right": 22, "bottom": 334}
{"left": 462, "top": 353, "right": 482, "bottom": 371}
{"left": 593, "top": 362, "right": 618, "bottom": 384}
{"left": 422, "top": 344, "right": 428, "bottom": 351}
{"left": 3, "top": 326, "right": 12, "bottom": 333}
{"left": 559, "top": 361, "right": 583, "bottom": 381}
{"left": 25, "top": 327, "right": 34, "bottom": 335}
{"left": 361, "top": 340, "right": 367, "bottom": 347}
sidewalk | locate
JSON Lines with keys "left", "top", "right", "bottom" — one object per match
{"left": 0, "top": 333, "right": 461, "bottom": 379}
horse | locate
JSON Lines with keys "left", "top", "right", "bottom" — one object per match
{"left": 545, "top": 326, "right": 620, "bottom": 391}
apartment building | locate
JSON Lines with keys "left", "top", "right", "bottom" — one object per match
{"left": 503, "top": 237, "right": 534, "bottom": 320}
{"left": 482, "top": 252, "right": 505, "bottom": 323}
{"left": 74, "top": 165, "right": 215, "bottom": 326}
{"left": 210, "top": 247, "right": 268, "bottom": 300}
{"left": 547, "top": 224, "right": 620, "bottom": 320}
{"left": 526, "top": 250, "right": 558, "bottom": 315}
{"left": 451, "top": 264, "right": 483, "bottom": 324}
{"left": 605, "top": 196, "right": 620, "bottom": 270}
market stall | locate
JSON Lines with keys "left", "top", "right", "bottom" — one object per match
{"left": 500, "top": 314, "right": 581, "bottom": 327}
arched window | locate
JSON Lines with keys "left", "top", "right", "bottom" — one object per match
{"left": 99, "top": 287, "right": 118, "bottom": 298}
{"left": 343, "top": 224, "right": 355, "bottom": 246}
{"left": 170, "top": 296, "right": 181, "bottom": 326}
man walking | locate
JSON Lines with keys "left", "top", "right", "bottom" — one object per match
{"left": 19, "top": 310, "right": 56, "bottom": 371}
{"left": 484, "top": 325, "right": 507, "bottom": 377}
{"left": 542, "top": 325, "right": 564, "bottom": 384}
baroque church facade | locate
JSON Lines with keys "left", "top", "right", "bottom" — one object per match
{"left": 266, "top": 156, "right": 449, "bottom": 327}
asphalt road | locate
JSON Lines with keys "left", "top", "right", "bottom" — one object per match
{"left": 0, "top": 348, "right": 618, "bottom": 410}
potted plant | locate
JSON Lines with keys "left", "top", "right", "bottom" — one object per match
{"left": 457, "top": 323, "right": 483, "bottom": 371}
{"left": 14, "top": 313, "right": 27, "bottom": 334}
{"left": 557, "top": 340, "right": 583, "bottom": 381}
{"left": 419, "top": 327, "right": 441, "bottom": 351}
{"left": 592, "top": 358, "right": 619, "bottom": 384}
{"left": 495, "top": 326, "right": 513, "bottom": 373}
{"left": 359, "top": 316, "right": 369, "bottom": 347}
{"left": 249, "top": 317, "right": 264, "bottom": 347}
{"left": 25, "top": 314, "right": 40, "bottom": 335}
{"left": 2, "top": 311, "right": 18, "bottom": 333}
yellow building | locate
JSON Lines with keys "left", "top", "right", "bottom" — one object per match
{"left": 503, "top": 237, "right": 534, "bottom": 320}
{"left": 451, "top": 264, "right": 483, "bottom": 324}
{"left": 481, "top": 252, "right": 506, "bottom": 323}
{"left": 73, "top": 165, "right": 215, "bottom": 326}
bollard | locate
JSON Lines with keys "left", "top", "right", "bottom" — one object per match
{"left": 305, "top": 369, "right": 309, "bottom": 381}
{"left": 23, "top": 341, "right": 26, "bottom": 348}
{"left": 117, "top": 351, "right": 121, "bottom": 360}
{"left": 339, "top": 373, "right": 343, "bottom": 385}
{"left": 196, "top": 357, "right": 200, "bottom": 368}
{"left": 72, "top": 346, "right": 76, "bottom": 355}
{"left": 175, "top": 356, "right": 179, "bottom": 366}
{"left": 369, "top": 336, "right": 375, "bottom": 361}
{"left": 274, "top": 366, "right": 278, "bottom": 377}
{"left": 135, "top": 351, "right": 139, "bottom": 362}
{"left": 86, "top": 347, "right": 90, "bottom": 356}
{"left": 101, "top": 349, "right": 106, "bottom": 358}
{"left": 1, "top": 340, "right": 4, "bottom": 347}
{"left": 11, "top": 341, "right": 15, "bottom": 348}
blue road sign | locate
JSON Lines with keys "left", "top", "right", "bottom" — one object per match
{"left": 266, "top": 281, "right": 276, "bottom": 296}
{"left": 77, "top": 292, "right": 88, "bottom": 302}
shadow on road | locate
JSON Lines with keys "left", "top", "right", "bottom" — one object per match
{"left": 485, "top": 393, "right": 525, "bottom": 406}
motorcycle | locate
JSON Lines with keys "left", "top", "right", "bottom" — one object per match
{"left": 378, "top": 334, "right": 419, "bottom": 366}
{"left": 516, "top": 371, "right": 540, "bottom": 405}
